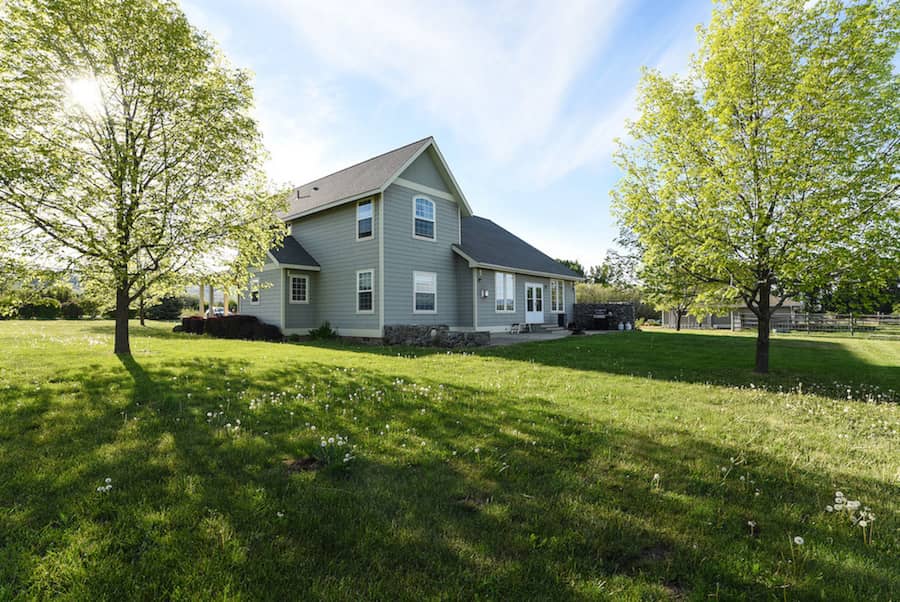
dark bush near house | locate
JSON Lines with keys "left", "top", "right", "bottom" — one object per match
{"left": 18, "top": 297, "right": 61, "bottom": 319}
{"left": 60, "top": 301, "right": 84, "bottom": 319}
{"left": 181, "top": 316, "right": 205, "bottom": 335}
{"left": 146, "top": 296, "right": 184, "bottom": 320}
{"left": 182, "top": 315, "right": 282, "bottom": 341}
{"left": 308, "top": 321, "right": 337, "bottom": 340}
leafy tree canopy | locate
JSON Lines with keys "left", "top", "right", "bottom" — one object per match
{"left": 612, "top": 0, "right": 899, "bottom": 372}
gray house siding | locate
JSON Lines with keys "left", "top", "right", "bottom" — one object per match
{"left": 240, "top": 268, "right": 281, "bottom": 326}
{"left": 400, "top": 150, "right": 450, "bottom": 192}
{"left": 382, "top": 182, "right": 462, "bottom": 327}
{"left": 288, "top": 199, "right": 380, "bottom": 334}
{"left": 474, "top": 268, "right": 574, "bottom": 330}
{"left": 455, "top": 257, "right": 474, "bottom": 328}
{"left": 283, "top": 270, "right": 319, "bottom": 330}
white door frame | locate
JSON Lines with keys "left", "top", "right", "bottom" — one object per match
{"left": 525, "top": 282, "right": 544, "bottom": 324}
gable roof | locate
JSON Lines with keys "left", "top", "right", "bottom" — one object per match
{"left": 280, "top": 137, "right": 472, "bottom": 221}
{"left": 267, "top": 235, "right": 319, "bottom": 269}
{"left": 453, "top": 216, "right": 582, "bottom": 281}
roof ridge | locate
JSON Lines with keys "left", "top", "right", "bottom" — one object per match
{"left": 293, "top": 136, "right": 433, "bottom": 190}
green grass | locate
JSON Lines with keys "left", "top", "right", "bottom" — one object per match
{"left": 0, "top": 321, "right": 897, "bottom": 600}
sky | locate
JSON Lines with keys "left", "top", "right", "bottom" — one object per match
{"left": 180, "top": 0, "right": 715, "bottom": 268}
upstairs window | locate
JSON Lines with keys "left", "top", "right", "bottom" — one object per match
{"left": 250, "top": 278, "right": 260, "bottom": 305}
{"left": 413, "top": 271, "right": 437, "bottom": 313}
{"left": 495, "top": 272, "right": 515, "bottom": 312}
{"left": 357, "top": 269, "right": 374, "bottom": 313}
{"left": 357, "top": 199, "right": 373, "bottom": 240}
{"left": 550, "top": 280, "right": 564, "bottom": 312}
{"left": 413, "top": 197, "right": 435, "bottom": 240}
{"left": 290, "top": 275, "right": 308, "bottom": 303}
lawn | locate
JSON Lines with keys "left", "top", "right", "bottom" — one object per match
{"left": 0, "top": 321, "right": 897, "bottom": 600}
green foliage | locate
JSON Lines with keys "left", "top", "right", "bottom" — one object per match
{"left": 308, "top": 321, "right": 338, "bottom": 340}
{"left": 0, "top": 0, "right": 287, "bottom": 353}
{"left": 612, "top": 0, "right": 900, "bottom": 371}
{"left": 17, "top": 297, "right": 61, "bottom": 319}
{"left": 60, "top": 301, "right": 84, "bottom": 320}
{"left": 145, "top": 296, "right": 185, "bottom": 321}
{"left": 553, "top": 258, "right": 586, "bottom": 278}
{"left": 0, "top": 321, "right": 896, "bottom": 599}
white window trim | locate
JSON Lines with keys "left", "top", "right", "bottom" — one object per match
{"left": 412, "top": 271, "right": 437, "bottom": 314}
{"left": 356, "top": 269, "right": 375, "bottom": 314}
{"left": 356, "top": 199, "right": 374, "bottom": 241}
{"left": 289, "top": 274, "right": 309, "bottom": 304}
{"left": 412, "top": 195, "right": 436, "bottom": 242}
{"left": 494, "top": 272, "right": 516, "bottom": 313}
{"left": 249, "top": 278, "right": 260, "bottom": 305}
{"left": 550, "top": 279, "right": 565, "bottom": 313}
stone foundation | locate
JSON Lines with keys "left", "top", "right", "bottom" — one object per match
{"left": 383, "top": 325, "right": 490, "bottom": 347}
{"left": 573, "top": 303, "right": 635, "bottom": 330}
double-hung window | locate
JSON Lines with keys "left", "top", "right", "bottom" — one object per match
{"left": 413, "top": 271, "right": 437, "bottom": 313}
{"left": 495, "top": 272, "right": 515, "bottom": 312}
{"left": 289, "top": 275, "right": 308, "bottom": 304}
{"left": 357, "top": 199, "right": 373, "bottom": 240}
{"left": 250, "top": 278, "right": 260, "bottom": 305}
{"left": 357, "top": 270, "right": 374, "bottom": 313}
{"left": 413, "top": 197, "right": 435, "bottom": 240}
{"left": 550, "top": 280, "right": 564, "bottom": 313}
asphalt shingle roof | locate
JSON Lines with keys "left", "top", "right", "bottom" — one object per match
{"left": 456, "top": 216, "right": 580, "bottom": 279}
{"left": 270, "top": 235, "right": 319, "bottom": 267}
{"left": 281, "top": 137, "right": 433, "bottom": 220}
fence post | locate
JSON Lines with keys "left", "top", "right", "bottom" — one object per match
{"left": 806, "top": 313, "right": 810, "bottom": 334}
{"left": 850, "top": 313, "right": 854, "bottom": 336}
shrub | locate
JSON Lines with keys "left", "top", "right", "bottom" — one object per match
{"left": 187, "top": 315, "right": 282, "bottom": 341}
{"left": 61, "top": 301, "right": 84, "bottom": 319}
{"left": 18, "top": 297, "right": 61, "bottom": 319}
{"left": 80, "top": 299, "right": 101, "bottom": 319}
{"left": 309, "top": 321, "right": 337, "bottom": 340}
{"left": 146, "top": 296, "right": 184, "bottom": 320}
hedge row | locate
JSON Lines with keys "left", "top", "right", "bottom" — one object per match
{"left": 180, "top": 315, "right": 282, "bottom": 341}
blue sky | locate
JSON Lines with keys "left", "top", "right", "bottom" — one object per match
{"left": 181, "top": 0, "right": 714, "bottom": 268}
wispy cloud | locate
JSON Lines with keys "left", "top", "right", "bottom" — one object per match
{"left": 262, "top": 0, "right": 628, "bottom": 182}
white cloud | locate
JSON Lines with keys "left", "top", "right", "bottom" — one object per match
{"left": 263, "top": 0, "right": 627, "bottom": 179}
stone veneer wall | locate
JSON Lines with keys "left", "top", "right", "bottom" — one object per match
{"left": 383, "top": 325, "right": 490, "bottom": 347}
{"left": 573, "top": 303, "right": 636, "bottom": 330}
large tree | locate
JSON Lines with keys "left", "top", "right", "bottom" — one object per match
{"left": 612, "top": 0, "right": 899, "bottom": 373}
{"left": 0, "top": 0, "right": 285, "bottom": 354}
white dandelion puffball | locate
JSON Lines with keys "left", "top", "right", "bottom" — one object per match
{"left": 793, "top": 536, "right": 804, "bottom": 545}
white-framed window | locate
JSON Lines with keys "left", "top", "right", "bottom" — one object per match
{"left": 356, "top": 269, "right": 374, "bottom": 313}
{"left": 413, "top": 271, "right": 437, "bottom": 313}
{"left": 357, "top": 199, "right": 373, "bottom": 240}
{"left": 550, "top": 280, "right": 564, "bottom": 313}
{"left": 413, "top": 196, "right": 435, "bottom": 240}
{"left": 289, "top": 274, "right": 309, "bottom": 304}
{"left": 495, "top": 272, "right": 515, "bottom": 312}
{"left": 250, "top": 278, "right": 260, "bottom": 305}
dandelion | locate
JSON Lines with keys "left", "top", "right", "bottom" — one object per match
{"left": 276, "top": 511, "right": 284, "bottom": 518}
{"left": 105, "top": 477, "right": 112, "bottom": 484}
{"left": 474, "top": 447, "right": 480, "bottom": 454}
{"left": 825, "top": 505, "right": 834, "bottom": 512}
{"left": 793, "top": 536, "right": 804, "bottom": 546}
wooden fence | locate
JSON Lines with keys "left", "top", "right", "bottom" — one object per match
{"left": 738, "top": 313, "right": 900, "bottom": 337}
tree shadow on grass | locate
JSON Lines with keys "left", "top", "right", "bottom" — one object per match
{"left": 0, "top": 355, "right": 896, "bottom": 600}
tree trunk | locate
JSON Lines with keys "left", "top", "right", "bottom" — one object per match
{"left": 675, "top": 311, "right": 682, "bottom": 331}
{"left": 114, "top": 284, "right": 131, "bottom": 355}
{"left": 139, "top": 292, "right": 145, "bottom": 327}
{"left": 754, "top": 284, "right": 771, "bottom": 374}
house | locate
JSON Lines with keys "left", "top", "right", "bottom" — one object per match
{"left": 239, "top": 137, "right": 581, "bottom": 338}
{"left": 661, "top": 297, "right": 804, "bottom": 330}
